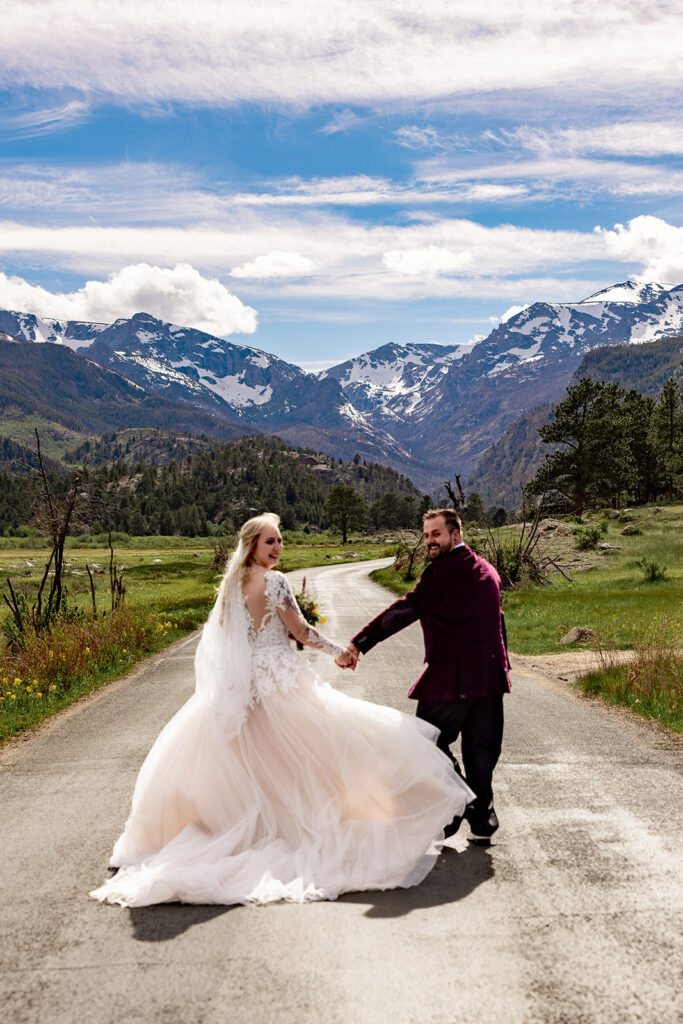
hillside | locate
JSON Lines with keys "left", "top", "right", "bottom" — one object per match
{"left": 0, "top": 435, "right": 423, "bottom": 536}
{"left": 468, "top": 335, "right": 683, "bottom": 507}
{"left": 569, "top": 335, "right": 683, "bottom": 393}
{"left": 0, "top": 338, "right": 253, "bottom": 461}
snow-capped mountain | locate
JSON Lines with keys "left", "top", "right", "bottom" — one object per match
{"left": 78, "top": 312, "right": 304, "bottom": 420}
{"left": 322, "top": 282, "right": 683, "bottom": 481}
{"left": 3, "top": 280, "right": 682, "bottom": 490}
{"left": 322, "top": 341, "right": 474, "bottom": 422}
{"left": 0, "top": 309, "right": 107, "bottom": 349}
{"left": 0, "top": 307, "right": 413, "bottom": 470}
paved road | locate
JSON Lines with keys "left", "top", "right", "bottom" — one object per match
{"left": 1, "top": 558, "right": 681, "bottom": 1024}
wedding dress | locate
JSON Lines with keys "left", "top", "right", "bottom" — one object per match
{"left": 90, "top": 570, "right": 474, "bottom": 907}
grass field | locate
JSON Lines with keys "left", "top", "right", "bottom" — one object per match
{"left": 0, "top": 531, "right": 394, "bottom": 631}
{"left": 0, "top": 530, "right": 394, "bottom": 741}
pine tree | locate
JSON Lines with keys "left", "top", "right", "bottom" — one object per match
{"left": 531, "top": 378, "right": 635, "bottom": 514}
{"left": 323, "top": 486, "right": 367, "bottom": 543}
{"left": 649, "top": 378, "right": 683, "bottom": 498}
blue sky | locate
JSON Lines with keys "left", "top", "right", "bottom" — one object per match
{"left": 1, "top": 1, "right": 683, "bottom": 368}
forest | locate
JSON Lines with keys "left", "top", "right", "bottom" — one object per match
{"left": 0, "top": 434, "right": 426, "bottom": 537}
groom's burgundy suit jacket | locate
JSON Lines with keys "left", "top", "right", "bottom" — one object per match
{"left": 352, "top": 545, "right": 510, "bottom": 701}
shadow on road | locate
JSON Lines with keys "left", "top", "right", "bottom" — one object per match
{"left": 124, "top": 843, "right": 492, "bottom": 937}
{"left": 340, "top": 842, "right": 494, "bottom": 918}
{"left": 128, "top": 903, "right": 236, "bottom": 942}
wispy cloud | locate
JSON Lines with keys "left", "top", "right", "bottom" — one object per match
{"left": 419, "top": 154, "right": 683, "bottom": 199}
{"left": 0, "top": 210, "right": 617, "bottom": 306}
{"left": 494, "top": 121, "right": 683, "bottom": 158}
{"left": 1, "top": 2, "right": 681, "bottom": 110}
{"left": 318, "top": 109, "right": 365, "bottom": 135}
{"left": 230, "top": 251, "right": 318, "bottom": 279}
{"left": 0, "top": 99, "right": 89, "bottom": 138}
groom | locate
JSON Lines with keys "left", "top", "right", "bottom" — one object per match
{"left": 341, "top": 508, "right": 510, "bottom": 842}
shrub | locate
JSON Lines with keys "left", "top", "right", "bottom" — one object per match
{"left": 573, "top": 524, "right": 603, "bottom": 550}
{"left": 0, "top": 607, "right": 178, "bottom": 740}
{"left": 577, "top": 620, "right": 682, "bottom": 731}
{"left": 635, "top": 557, "right": 668, "bottom": 582}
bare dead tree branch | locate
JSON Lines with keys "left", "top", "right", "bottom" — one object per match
{"left": 85, "top": 563, "right": 97, "bottom": 616}
{"left": 444, "top": 474, "right": 467, "bottom": 511}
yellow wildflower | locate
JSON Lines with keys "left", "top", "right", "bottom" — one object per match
{"left": 50, "top": 685, "right": 57, "bottom": 691}
{"left": 36, "top": 692, "right": 43, "bottom": 698}
{"left": 14, "top": 677, "right": 21, "bottom": 685}
{"left": 10, "top": 694, "right": 15, "bottom": 700}
{"left": 85, "top": 646, "right": 91, "bottom": 654}
{"left": 33, "top": 678, "right": 38, "bottom": 685}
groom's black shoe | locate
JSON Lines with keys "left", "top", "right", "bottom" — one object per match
{"left": 465, "top": 803, "right": 499, "bottom": 844}
{"left": 443, "top": 815, "right": 464, "bottom": 839}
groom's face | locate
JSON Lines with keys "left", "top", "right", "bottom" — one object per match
{"left": 423, "top": 516, "right": 460, "bottom": 561}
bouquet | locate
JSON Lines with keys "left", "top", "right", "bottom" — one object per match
{"left": 292, "top": 577, "right": 326, "bottom": 650}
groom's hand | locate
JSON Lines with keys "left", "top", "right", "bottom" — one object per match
{"left": 335, "top": 646, "right": 359, "bottom": 670}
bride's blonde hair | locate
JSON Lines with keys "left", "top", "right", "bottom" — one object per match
{"left": 216, "top": 512, "right": 281, "bottom": 620}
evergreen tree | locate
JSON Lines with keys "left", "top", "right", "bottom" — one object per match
{"left": 531, "top": 378, "right": 635, "bottom": 514}
{"left": 622, "top": 390, "right": 658, "bottom": 504}
{"left": 323, "top": 486, "right": 367, "bottom": 543}
{"left": 649, "top": 378, "right": 683, "bottom": 498}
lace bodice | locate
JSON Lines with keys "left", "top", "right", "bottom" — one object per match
{"left": 244, "top": 571, "right": 343, "bottom": 708}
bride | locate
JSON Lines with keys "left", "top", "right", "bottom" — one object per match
{"left": 90, "top": 513, "right": 474, "bottom": 907}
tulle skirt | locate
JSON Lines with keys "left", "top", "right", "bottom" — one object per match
{"left": 90, "top": 664, "right": 473, "bottom": 907}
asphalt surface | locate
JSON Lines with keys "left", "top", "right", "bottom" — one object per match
{"left": 1, "top": 557, "right": 681, "bottom": 1024}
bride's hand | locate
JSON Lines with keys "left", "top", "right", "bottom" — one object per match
{"left": 335, "top": 647, "right": 358, "bottom": 670}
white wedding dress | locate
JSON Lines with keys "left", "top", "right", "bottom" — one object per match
{"left": 90, "top": 570, "right": 474, "bottom": 907}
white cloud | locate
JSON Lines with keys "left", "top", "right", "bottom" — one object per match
{"left": 319, "top": 110, "right": 364, "bottom": 135}
{"left": 420, "top": 154, "right": 683, "bottom": 199}
{"left": 0, "top": 209, "right": 676, "bottom": 306}
{"left": 499, "top": 121, "right": 683, "bottom": 158}
{"left": 498, "top": 304, "right": 530, "bottom": 324}
{"left": 394, "top": 126, "right": 446, "bottom": 150}
{"left": 596, "top": 216, "right": 683, "bottom": 285}
{"left": 382, "top": 246, "right": 474, "bottom": 278}
{"left": 0, "top": 2, "right": 681, "bottom": 109}
{"left": 230, "top": 251, "right": 318, "bottom": 279}
{"left": 0, "top": 99, "right": 89, "bottom": 138}
{"left": 0, "top": 263, "right": 257, "bottom": 335}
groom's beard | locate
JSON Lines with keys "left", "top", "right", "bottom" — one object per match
{"left": 426, "top": 538, "right": 454, "bottom": 561}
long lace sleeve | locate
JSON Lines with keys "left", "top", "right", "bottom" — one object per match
{"left": 267, "top": 573, "right": 344, "bottom": 658}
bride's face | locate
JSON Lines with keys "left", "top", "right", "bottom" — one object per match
{"left": 252, "top": 527, "right": 283, "bottom": 569}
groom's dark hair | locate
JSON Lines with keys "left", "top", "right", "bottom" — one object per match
{"left": 423, "top": 508, "right": 462, "bottom": 533}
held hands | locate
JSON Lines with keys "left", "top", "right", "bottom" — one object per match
{"left": 335, "top": 644, "right": 360, "bottom": 671}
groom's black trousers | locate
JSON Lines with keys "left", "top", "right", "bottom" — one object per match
{"left": 416, "top": 695, "right": 504, "bottom": 833}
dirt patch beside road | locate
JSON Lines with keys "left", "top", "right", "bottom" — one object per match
{"left": 509, "top": 649, "right": 636, "bottom": 683}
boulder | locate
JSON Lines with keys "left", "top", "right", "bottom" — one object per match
{"left": 621, "top": 524, "right": 641, "bottom": 536}
{"left": 560, "top": 627, "right": 598, "bottom": 645}
{"left": 608, "top": 510, "right": 620, "bottom": 519}
{"left": 598, "top": 543, "right": 621, "bottom": 550}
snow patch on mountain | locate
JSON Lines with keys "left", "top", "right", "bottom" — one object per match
{"left": 579, "top": 281, "right": 666, "bottom": 305}
{"left": 199, "top": 372, "right": 273, "bottom": 407}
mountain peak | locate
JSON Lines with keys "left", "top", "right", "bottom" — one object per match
{"left": 578, "top": 281, "right": 667, "bottom": 305}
